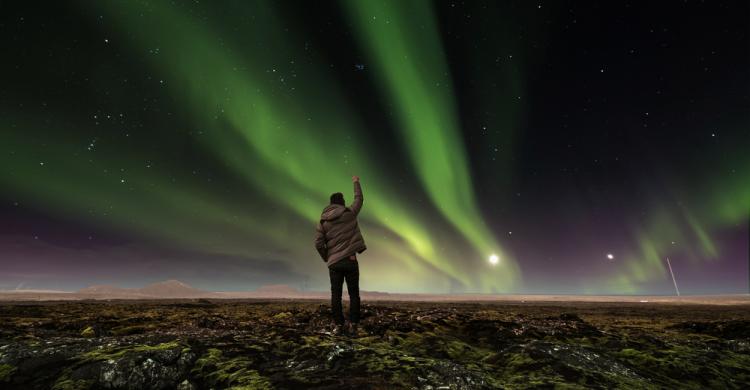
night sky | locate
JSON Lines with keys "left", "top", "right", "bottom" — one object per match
{"left": 1, "top": 1, "right": 748, "bottom": 294}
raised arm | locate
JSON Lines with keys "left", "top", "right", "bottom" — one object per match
{"left": 350, "top": 176, "right": 363, "bottom": 216}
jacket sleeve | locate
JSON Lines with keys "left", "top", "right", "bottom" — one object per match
{"left": 314, "top": 222, "right": 328, "bottom": 261}
{"left": 350, "top": 181, "right": 363, "bottom": 216}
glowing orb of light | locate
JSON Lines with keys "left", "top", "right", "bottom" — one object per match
{"left": 489, "top": 254, "right": 499, "bottom": 265}
{"left": 606, "top": 253, "right": 614, "bottom": 260}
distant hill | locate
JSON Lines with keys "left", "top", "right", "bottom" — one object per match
{"left": 75, "top": 280, "right": 214, "bottom": 299}
{"left": 139, "top": 280, "right": 208, "bottom": 298}
{"left": 77, "top": 285, "right": 134, "bottom": 295}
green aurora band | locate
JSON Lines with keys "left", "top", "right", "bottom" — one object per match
{"left": 31, "top": 0, "right": 517, "bottom": 292}
{"left": 0, "top": 1, "right": 746, "bottom": 294}
{"left": 590, "top": 147, "right": 749, "bottom": 294}
{"left": 341, "top": 1, "right": 508, "bottom": 258}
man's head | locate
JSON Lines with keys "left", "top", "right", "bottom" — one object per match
{"left": 330, "top": 192, "right": 345, "bottom": 206}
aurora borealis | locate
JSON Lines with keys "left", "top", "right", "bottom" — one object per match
{"left": 1, "top": 1, "right": 748, "bottom": 294}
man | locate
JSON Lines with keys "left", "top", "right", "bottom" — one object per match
{"left": 314, "top": 175, "right": 366, "bottom": 336}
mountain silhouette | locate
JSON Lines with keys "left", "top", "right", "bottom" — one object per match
{"left": 139, "top": 280, "right": 207, "bottom": 297}
{"left": 76, "top": 280, "right": 212, "bottom": 298}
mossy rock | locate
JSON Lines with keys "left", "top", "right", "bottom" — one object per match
{"left": 617, "top": 348, "right": 661, "bottom": 366}
{"left": 272, "top": 312, "right": 293, "bottom": 320}
{"left": 0, "top": 364, "right": 17, "bottom": 382}
{"left": 192, "top": 348, "right": 272, "bottom": 389}
{"left": 80, "top": 326, "right": 96, "bottom": 338}
{"left": 110, "top": 324, "right": 154, "bottom": 336}
{"left": 51, "top": 378, "right": 94, "bottom": 390}
{"left": 82, "top": 340, "right": 182, "bottom": 361}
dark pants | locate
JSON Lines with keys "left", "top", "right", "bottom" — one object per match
{"left": 329, "top": 256, "right": 360, "bottom": 325}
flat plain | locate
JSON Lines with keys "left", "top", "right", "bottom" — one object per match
{"left": 1, "top": 299, "right": 749, "bottom": 389}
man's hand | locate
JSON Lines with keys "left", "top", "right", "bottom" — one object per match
{"left": 352, "top": 175, "right": 360, "bottom": 183}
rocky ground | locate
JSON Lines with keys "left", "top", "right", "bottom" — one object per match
{"left": 0, "top": 299, "right": 749, "bottom": 389}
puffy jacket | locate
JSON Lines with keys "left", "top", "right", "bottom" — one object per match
{"left": 314, "top": 181, "right": 366, "bottom": 267}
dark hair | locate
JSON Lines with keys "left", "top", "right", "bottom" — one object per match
{"left": 330, "top": 192, "right": 345, "bottom": 205}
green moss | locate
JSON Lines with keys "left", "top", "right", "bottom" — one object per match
{"left": 51, "top": 378, "right": 94, "bottom": 390}
{"left": 192, "top": 348, "right": 272, "bottom": 389}
{"left": 0, "top": 364, "right": 16, "bottom": 382}
{"left": 273, "top": 339, "right": 297, "bottom": 353}
{"left": 617, "top": 345, "right": 707, "bottom": 379}
{"left": 272, "top": 312, "right": 292, "bottom": 320}
{"left": 301, "top": 335, "right": 329, "bottom": 347}
{"left": 352, "top": 341, "right": 420, "bottom": 385}
{"left": 506, "top": 352, "right": 537, "bottom": 368}
{"left": 80, "top": 326, "right": 95, "bottom": 338}
{"left": 617, "top": 348, "right": 661, "bottom": 366}
{"left": 717, "top": 352, "right": 750, "bottom": 370}
{"left": 82, "top": 341, "right": 181, "bottom": 361}
{"left": 494, "top": 352, "right": 567, "bottom": 387}
{"left": 554, "top": 383, "right": 589, "bottom": 389}
{"left": 444, "top": 339, "right": 493, "bottom": 362}
{"left": 715, "top": 353, "right": 750, "bottom": 383}
{"left": 110, "top": 324, "right": 155, "bottom": 336}
{"left": 193, "top": 348, "right": 223, "bottom": 371}
{"left": 27, "top": 339, "right": 42, "bottom": 346}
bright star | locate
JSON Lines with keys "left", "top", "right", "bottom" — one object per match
{"left": 489, "top": 254, "right": 499, "bottom": 265}
{"left": 606, "top": 253, "right": 614, "bottom": 260}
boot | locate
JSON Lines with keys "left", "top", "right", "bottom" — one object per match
{"left": 348, "top": 322, "right": 361, "bottom": 337}
{"left": 332, "top": 324, "right": 348, "bottom": 336}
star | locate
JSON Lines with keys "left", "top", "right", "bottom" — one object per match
{"left": 606, "top": 253, "right": 614, "bottom": 260}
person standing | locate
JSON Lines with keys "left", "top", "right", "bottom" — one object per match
{"left": 314, "top": 176, "right": 366, "bottom": 336}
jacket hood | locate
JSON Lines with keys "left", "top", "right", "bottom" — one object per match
{"left": 320, "top": 204, "right": 348, "bottom": 221}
